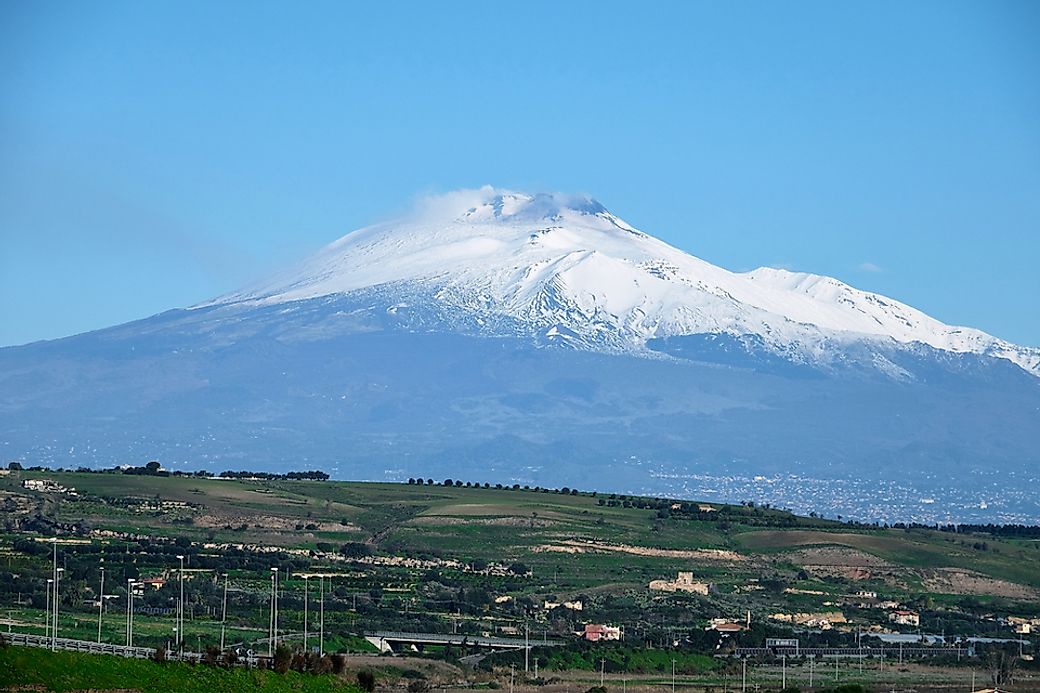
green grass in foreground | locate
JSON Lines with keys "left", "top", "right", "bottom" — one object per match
{"left": 0, "top": 645, "right": 360, "bottom": 693}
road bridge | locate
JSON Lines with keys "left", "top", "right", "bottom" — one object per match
{"left": 365, "top": 630, "right": 564, "bottom": 654}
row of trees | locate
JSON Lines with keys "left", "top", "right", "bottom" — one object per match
{"left": 5, "top": 461, "right": 329, "bottom": 481}
{"left": 406, "top": 478, "right": 583, "bottom": 495}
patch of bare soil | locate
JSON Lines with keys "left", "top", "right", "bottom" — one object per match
{"left": 783, "top": 547, "right": 903, "bottom": 583}
{"left": 407, "top": 516, "right": 556, "bottom": 528}
{"left": 922, "top": 568, "right": 1039, "bottom": 599}
{"left": 532, "top": 539, "right": 745, "bottom": 561}
{"left": 192, "top": 513, "right": 360, "bottom": 532}
{"left": 786, "top": 546, "right": 893, "bottom": 567}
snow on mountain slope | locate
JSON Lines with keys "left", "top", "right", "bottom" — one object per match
{"left": 205, "top": 187, "right": 1040, "bottom": 376}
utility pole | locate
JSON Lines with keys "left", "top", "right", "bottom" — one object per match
{"left": 510, "top": 664, "right": 515, "bottom": 693}
{"left": 220, "top": 573, "right": 228, "bottom": 651}
{"left": 809, "top": 656, "right": 814, "bottom": 688}
{"left": 97, "top": 565, "right": 105, "bottom": 644}
{"left": 742, "top": 656, "right": 747, "bottom": 693}
{"left": 319, "top": 575, "right": 325, "bottom": 657}
{"left": 671, "top": 658, "right": 676, "bottom": 693}
{"left": 782, "top": 654, "right": 786, "bottom": 690}
{"left": 603, "top": 658, "right": 608, "bottom": 687}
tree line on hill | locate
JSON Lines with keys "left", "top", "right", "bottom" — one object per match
{"left": 5, "top": 461, "right": 328, "bottom": 481}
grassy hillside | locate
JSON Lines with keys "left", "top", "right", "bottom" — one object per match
{"left": 4, "top": 470, "right": 1037, "bottom": 592}
{"left": 0, "top": 469, "right": 1037, "bottom": 662}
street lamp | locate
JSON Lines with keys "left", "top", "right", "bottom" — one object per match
{"left": 126, "top": 579, "right": 136, "bottom": 648}
{"left": 269, "top": 568, "right": 278, "bottom": 656}
{"left": 97, "top": 564, "right": 105, "bottom": 644}
{"left": 319, "top": 575, "right": 325, "bottom": 657}
{"left": 45, "top": 579, "right": 53, "bottom": 641}
{"left": 50, "top": 540, "right": 57, "bottom": 650}
{"left": 176, "top": 555, "right": 185, "bottom": 652}
{"left": 302, "top": 575, "right": 309, "bottom": 653}
{"left": 220, "top": 573, "right": 228, "bottom": 652}
{"left": 53, "top": 567, "right": 64, "bottom": 650}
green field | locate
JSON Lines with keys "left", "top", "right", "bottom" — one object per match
{"left": 0, "top": 469, "right": 1037, "bottom": 691}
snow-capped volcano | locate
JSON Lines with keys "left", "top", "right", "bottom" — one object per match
{"left": 4, "top": 187, "right": 1039, "bottom": 520}
{"left": 209, "top": 187, "right": 1039, "bottom": 376}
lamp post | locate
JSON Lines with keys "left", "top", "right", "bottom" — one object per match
{"left": 126, "top": 579, "right": 136, "bottom": 648}
{"left": 525, "top": 622, "right": 530, "bottom": 673}
{"left": 220, "top": 573, "right": 228, "bottom": 652}
{"left": 97, "top": 565, "right": 105, "bottom": 643}
{"left": 53, "top": 567, "right": 64, "bottom": 650}
{"left": 269, "top": 567, "right": 279, "bottom": 656}
{"left": 50, "top": 540, "right": 58, "bottom": 651}
{"left": 176, "top": 555, "right": 185, "bottom": 652}
{"left": 45, "top": 579, "right": 52, "bottom": 641}
{"left": 303, "top": 575, "right": 309, "bottom": 653}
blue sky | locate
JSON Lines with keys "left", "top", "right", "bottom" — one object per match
{"left": 2, "top": 0, "right": 1038, "bottom": 347}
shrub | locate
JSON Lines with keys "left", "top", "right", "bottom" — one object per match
{"left": 273, "top": 644, "right": 292, "bottom": 674}
{"left": 204, "top": 644, "right": 221, "bottom": 666}
{"left": 358, "top": 669, "right": 377, "bottom": 692}
{"left": 341, "top": 542, "right": 372, "bottom": 558}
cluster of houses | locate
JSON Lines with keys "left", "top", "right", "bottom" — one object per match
{"left": 582, "top": 624, "right": 623, "bottom": 641}
{"left": 888, "top": 610, "right": 921, "bottom": 627}
{"left": 1005, "top": 616, "right": 1039, "bottom": 635}
{"left": 22, "top": 478, "right": 77, "bottom": 496}
{"left": 544, "top": 599, "right": 583, "bottom": 611}
{"left": 770, "top": 611, "right": 849, "bottom": 630}
{"left": 498, "top": 568, "right": 941, "bottom": 646}
{"left": 707, "top": 616, "right": 747, "bottom": 634}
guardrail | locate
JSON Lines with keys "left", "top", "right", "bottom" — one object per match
{"left": 735, "top": 646, "right": 969, "bottom": 658}
{"left": 1, "top": 631, "right": 271, "bottom": 666}
{"left": 4, "top": 632, "right": 156, "bottom": 659}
